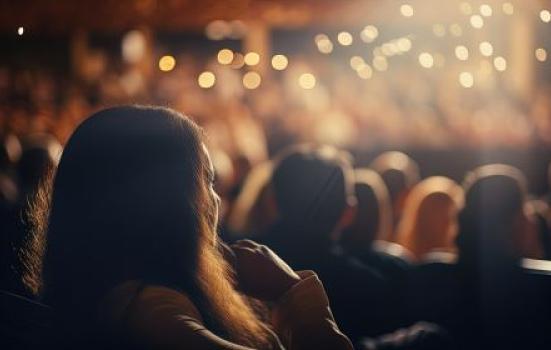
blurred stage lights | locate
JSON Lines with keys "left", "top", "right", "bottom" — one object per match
{"left": 298, "top": 73, "right": 316, "bottom": 89}
{"left": 217, "top": 49, "right": 234, "bottom": 65}
{"left": 470, "top": 15, "right": 484, "bottom": 29}
{"left": 397, "top": 38, "right": 412, "bottom": 52}
{"left": 360, "top": 25, "right": 379, "bottom": 43}
{"left": 449, "top": 24, "right": 463, "bottom": 37}
{"left": 459, "top": 72, "right": 474, "bottom": 88}
{"left": 230, "top": 53, "right": 245, "bottom": 69}
{"left": 243, "top": 71, "right": 261, "bottom": 89}
{"left": 337, "top": 31, "right": 353, "bottom": 46}
{"left": 460, "top": 2, "right": 473, "bottom": 15}
{"left": 480, "top": 4, "right": 492, "bottom": 17}
{"left": 315, "top": 34, "right": 334, "bottom": 54}
{"left": 418, "top": 52, "right": 434, "bottom": 68}
{"left": 536, "top": 48, "right": 548, "bottom": 62}
{"left": 400, "top": 4, "right": 414, "bottom": 17}
{"left": 493, "top": 56, "right": 507, "bottom": 71}
{"left": 198, "top": 71, "right": 216, "bottom": 88}
{"left": 244, "top": 52, "right": 260, "bottom": 66}
{"left": 350, "top": 56, "right": 366, "bottom": 70}
{"left": 357, "top": 65, "right": 373, "bottom": 79}
{"left": 540, "top": 10, "right": 551, "bottom": 23}
{"left": 271, "top": 55, "right": 288, "bottom": 70}
{"left": 479, "top": 42, "right": 493, "bottom": 57}
{"left": 502, "top": 3, "right": 514, "bottom": 15}
{"left": 17, "top": 27, "right": 24, "bottom": 35}
{"left": 158, "top": 55, "right": 176, "bottom": 72}
{"left": 122, "top": 30, "right": 146, "bottom": 64}
{"left": 373, "top": 56, "right": 388, "bottom": 71}
{"left": 455, "top": 45, "right": 469, "bottom": 61}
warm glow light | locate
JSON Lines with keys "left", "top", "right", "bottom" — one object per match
{"left": 460, "top": 2, "right": 473, "bottom": 15}
{"left": 337, "top": 31, "right": 353, "bottom": 46}
{"left": 536, "top": 48, "right": 548, "bottom": 62}
{"left": 298, "top": 73, "right": 316, "bottom": 89}
{"left": 540, "top": 10, "right": 551, "bottom": 23}
{"left": 158, "top": 55, "right": 176, "bottom": 72}
{"left": 315, "top": 34, "right": 334, "bottom": 54}
{"left": 17, "top": 27, "right": 24, "bottom": 36}
{"left": 198, "top": 71, "right": 216, "bottom": 88}
{"left": 357, "top": 65, "right": 373, "bottom": 79}
{"left": 360, "top": 25, "right": 379, "bottom": 43}
{"left": 502, "top": 3, "right": 514, "bottom": 15}
{"left": 244, "top": 52, "right": 260, "bottom": 66}
{"left": 459, "top": 72, "right": 474, "bottom": 88}
{"left": 400, "top": 4, "right": 414, "bottom": 17}
{"left": 449, "top": 24, "right": 463, "bottom": 37}
{"left": 122, "top": 30, "right": 146, "bottom": 64}
{"left": 397, "top": 38, "right": 412, "bottom": 52}
{"left": 432, "top": 24, "right": 446, "bottom": 37}
{"left": 493, "top": 56, "right": 507, "bottom": 71}
{"left": 217, "top": 49, "right": 234, "bottom": 65}
{"left": 418, "top": 52, "right": 434, "bottom": 68}
{"left": 455, "top": 45, "right": 469, "bottom": 60}
{"left": 271, "top": 54, "right": 288, "bottom": 70}
{"left": 480, "top": 4, "right": 492, "bottom": 17}
{"left": 479, "top": 41, "right": 493, "bottom": 56}
{"left": 373, "top": 56, "right": 388, "bottom": 71}
{"left": 350, "top": 56, "right": 366, "bottom": 70}
{"left": 470, "top": 15, "right": 484, "bottom": 28}
{"left": 243, "top": 71, "right": 261, "bottom": 89}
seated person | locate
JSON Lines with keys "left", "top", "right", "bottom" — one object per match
{"left": 24, "top": 106, "right": 353, "bottom": 349}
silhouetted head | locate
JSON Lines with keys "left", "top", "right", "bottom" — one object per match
{"left": 269, "top": 144, "right": 356, "bottom": 241}
{"left": 341, "top": 168, "right": 392, "bottom": 250}
{"left": 456, "top": 164, "right": 528, "bottom": 270}
{"left": 396, "top": 176, "right": 464, "bottom": 261}
{"left": 29, "top": 106, "right": 268, "bottom": 346}
{"left": 370, "top": 151, "right": 420, "bottom": 234}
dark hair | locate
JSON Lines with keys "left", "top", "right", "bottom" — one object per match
{"left": 271, "top": 144, "right": 354, "bottom": 237}
{"left": 456, "top": 164, "right": 527, "bottom": 269}
{"left": 27, "top": 105, "right": 269, "bottom": 347}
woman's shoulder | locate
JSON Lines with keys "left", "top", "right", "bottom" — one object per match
{"left": 99, "top": 280, "right": 203, "bottom": 325}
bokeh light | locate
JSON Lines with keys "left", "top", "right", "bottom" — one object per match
{"left": 460, "top": 2, "right": 472, "bottom": 15}
{"left": 337, "top": 31, "right": 353, "bottom": 46}
{"left": 360, "top": 25, "right": 379, "bottom": 43}
{"left": 350, "top": 56, "right": 366, "bottom": 70}
{"left": 271, "top": 54, "right": 288, "bottom": 70}
{"left": 540, "top": 10, "right": 551, "bottom": 23}
{"left": 17, "top": 27, "right": 24, "bottom": 36}
{"left": 480, "top": 4, "right": 492, "bottom": 17}
{"left": 470, "top": 15, "right": 484, "bottom": 29}
{"left": 158, "top": 55, "right": 176, "bottom": 72}
{"left": 535, "top": 48, "right": 548, "bottom": 62}
{"left": 357, "top": 65, "right": 373, "bottom": 79}
{"left": 400, "top": 4, "right": 414, "bottom": 17}
{"left": 493, "top": 56, "right": 507, "bottom": 71}
{"left": 315, "top": 34, "right": 334, "bottom": 54}
{"left": 455, "top": 45, "right": 469, "bottom": 60}
{"left": 502, "top": 2, "right": 514, "bottom": 15}
{"left": 373, "top": 56, "right": 388, "bottom": 71}
{"left": 459, "top": 71, "right": 474, "bottom": 88}
{"left": 243, "top": 71, "right": 261, "bottom": 89}
{"left": 449, "top": 24, "right": 463, "bottom": 37}
{"left": 244, "top": 52, "right": 260, "bottom": 66}
{"left": 479, "top": 42, "right": 493, "bottom": 57}
{"left": 198, "top": 71, "right": 216, "bottom": 88}
{"left": 298, "top": 73, "right": 316, "bottom": 89}
{"left": 217, "top": 49, "right": 234, "bottom": 65}
{"left": 418, "top": 52, "right": 434, "bottom": 68}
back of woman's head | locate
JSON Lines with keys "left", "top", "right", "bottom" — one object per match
{"left": 456, "top": 164, "right": 527, "bottom": 268}
{"left": 40, "top": 106, "right": 208, "bottom": 308}
{"left": 396, "top": 176, "right": 463, "bottom": 260}
{"left": 29, "top": 105, "right": 270, "bottom": 347}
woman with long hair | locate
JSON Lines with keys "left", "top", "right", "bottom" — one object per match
{"left": 25, "top": 106, "right": 352, "bottom": 349}
{"left": 395, "top": 176, "right": 464, "bottom": 262}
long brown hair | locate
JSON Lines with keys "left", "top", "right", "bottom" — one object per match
{"left": 25, "top": 106, "right": 270, "bottom": 347}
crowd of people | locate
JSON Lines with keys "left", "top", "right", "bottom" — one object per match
{"left": 1, "top": 102, "right": 551, "bottom": 349}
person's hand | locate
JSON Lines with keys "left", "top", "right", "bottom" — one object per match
{"left": 229, "top": 240, "right": 301, "bottom": 301}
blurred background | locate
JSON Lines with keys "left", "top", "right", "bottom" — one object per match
{"left": 1, "top": 0, "right": 551, "bottom": 193}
